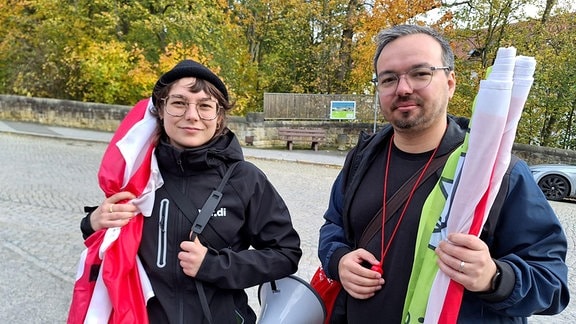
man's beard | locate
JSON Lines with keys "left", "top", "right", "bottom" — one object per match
{"left": 394, "top": 110, "right": 421, "bottom": 129}
{"left": 392, "top": 105, "right": 426, "bottom": 130}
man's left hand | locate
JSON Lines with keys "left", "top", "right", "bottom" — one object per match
{"left": 435, "top": 233, "right": 497, "bottom": 292}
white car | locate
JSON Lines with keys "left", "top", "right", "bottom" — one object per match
{"left": 529, "top": 164, "right": 576, "bottom": 201}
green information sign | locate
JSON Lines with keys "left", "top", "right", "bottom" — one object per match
{"left": 330, "top": 101, "right": 356, "bottom": 120}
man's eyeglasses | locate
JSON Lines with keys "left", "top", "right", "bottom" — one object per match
{"left": 372, "top": 66, "right": 452, "bottom": 95}
{"left": 162, "top": 95, "right": 220, "bottom": 120}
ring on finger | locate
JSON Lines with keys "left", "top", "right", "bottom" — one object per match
{"left": 459, "top": 260, "right": 465, "bottom": 273}
{"left": 109, "top": 204, "right": 114, "bottom": 213}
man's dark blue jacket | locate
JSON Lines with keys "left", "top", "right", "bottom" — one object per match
{"left": 318, "top": 116, "right": 569, "bottom": 323}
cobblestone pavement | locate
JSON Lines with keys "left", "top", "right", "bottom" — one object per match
{"left": 0, "top": 132, "right": 573, "bottom": 323}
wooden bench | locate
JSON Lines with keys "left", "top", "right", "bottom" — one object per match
{"left": 277, "top": 128, "right": 326, "bottom": 151}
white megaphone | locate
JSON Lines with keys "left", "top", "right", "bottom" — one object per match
{"left": 257, "top": 275, "right": 326, "bottom": 324}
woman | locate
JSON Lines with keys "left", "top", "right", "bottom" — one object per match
{"left": 78, "top": 60, "right": 302, "bottom": 323}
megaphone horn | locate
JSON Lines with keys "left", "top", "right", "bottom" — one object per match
{"left": 258, "top": 275, "right": 326, "bottom": 324}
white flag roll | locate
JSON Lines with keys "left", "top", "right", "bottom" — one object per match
{"left": 424, "top": 48, "right": 536, "bottom": 323}
{"left": 493, "top": 56, "right": 536, "bottom": 181}
{"left": 448, "top": 47, "right": 515, "bottom": 234}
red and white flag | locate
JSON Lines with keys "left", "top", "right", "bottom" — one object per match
{"left": 425, "top": 49, "right": 536, "bottom": 323}
{"left": 68, "top": 98, "right": 162, "bottom": 324}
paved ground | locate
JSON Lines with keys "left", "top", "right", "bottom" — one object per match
{"left": 0, "top": 120, "right": 573, "bottom": 323}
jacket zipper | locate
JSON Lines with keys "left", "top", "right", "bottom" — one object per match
{"left": 156, "top": 199, "right": 169, "bottom": 268}
{"left": 177, "top": 179, "right": 187, "bottom": 324}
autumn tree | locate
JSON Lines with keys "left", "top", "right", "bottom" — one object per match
{"left": 2, "top": 0, "right": 575, "bottom": 149}
{"left": 226, "top": 0, "right": 318, "bottom": 111}
{"left": 506, "top": 11, "right": 576, "bottom": 149}
{"left": 0, "top": 0, "right": 86, "bottom": 99}
{"left": 349, "top": 0, "right": 447, "bottom": 96}
{"left": 438, "top": 0, "right": 576, "bottom": 149}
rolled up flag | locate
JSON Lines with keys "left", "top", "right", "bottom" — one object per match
{"left": 427, "top": 48, "right": 536, "bottom": 324}
{"left": 400, "top": 48, "right": 536, "bottom": 324}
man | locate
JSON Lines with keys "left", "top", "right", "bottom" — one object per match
{"left": 318, "top": 24, "right": 569, "bottom": 323}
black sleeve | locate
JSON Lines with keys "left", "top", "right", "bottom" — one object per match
{"left": 80, "top": 206, "right": 98, "bottom": 239}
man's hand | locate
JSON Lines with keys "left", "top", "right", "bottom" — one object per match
{"left": 338, "top": 249, "right": 385, "bottom": 299}
{"left": 435, "top": 233, "right": 497, "bottom": 292}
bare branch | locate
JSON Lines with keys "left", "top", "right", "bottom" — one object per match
{"left": 440, "top": 0, "right": 472, "bottom": 8}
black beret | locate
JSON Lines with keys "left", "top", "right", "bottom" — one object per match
{"left": 152, "top": 60, "right": 229, "bottom": 107}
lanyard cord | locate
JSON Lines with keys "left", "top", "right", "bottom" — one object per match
{"left": 376, "top": 134, "right": 440, "bottom": 275}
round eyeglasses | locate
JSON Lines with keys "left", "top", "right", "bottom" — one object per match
{"left": 162, "top": 95, "right": 220, "bottom": 120}
{"left": 372, "top": 66, "right": 452, "bottom": 95}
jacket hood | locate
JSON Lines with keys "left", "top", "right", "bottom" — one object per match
{"left": 156, "top": 129, "right": 244, "bottom": 176}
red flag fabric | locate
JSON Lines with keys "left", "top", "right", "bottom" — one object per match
{"left": 68, "top": 98, "right": 158, "bottom": 324}
{"left": 437, "top": 186, "right": 492, "bottom": 323}
{"left": 98, "top": 99, "right": 155, "bottom": 197}
{"left": 67, "top": 229, "right": 107, "bottom": 323}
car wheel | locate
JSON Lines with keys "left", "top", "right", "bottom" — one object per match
{"left": 538, "top": 175, "right": 570, "bottom": 201}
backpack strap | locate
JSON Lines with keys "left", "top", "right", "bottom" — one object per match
{"left": 162, "top": 162, "right": 240, "bottom": 239}
{"left": 358, "top": 152, "right": 451, "bottom": 247}
{"left": 356, "top": 151, "right": 519, "bottom": 248}
{"left": 190, "top": 162, "right": 240, "bottom": 240}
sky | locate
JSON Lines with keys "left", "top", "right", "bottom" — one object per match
{"left": 418, "top": 0, "right": 575, "bottom": 25}
{"left": 521, "top": 0, "right": 575, "bottom": 18}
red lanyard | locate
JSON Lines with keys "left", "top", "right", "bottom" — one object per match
{"left": 372, "top": 134, "right": 440, "bottom": 275}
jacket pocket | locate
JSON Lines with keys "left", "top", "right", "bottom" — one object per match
{"left": 156, "top": 198, "right": 169, "bottom": 268}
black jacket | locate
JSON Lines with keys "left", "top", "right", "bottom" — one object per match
{"left": 82, "top": 130, "right": 302, "bottom": 324}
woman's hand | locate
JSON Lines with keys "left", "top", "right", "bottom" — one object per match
{"left": 179, "top": 237, "right": 208, "bottom": 277}
{"left": 90, "top": 191, "right": 138, "bottom": 231}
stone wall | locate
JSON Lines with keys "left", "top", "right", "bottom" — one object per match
{"left": 0, "top": 95, "right": 127, "bottom": 132}
{"left": 0, "top": 95, "right": 373, "bottom": 149}
{"left": 1, "top": 95, "right": 574, "bottom": 165}
{"left": 513, "top": 143, "right": 576, "bottom": 165}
